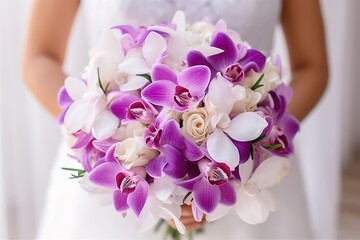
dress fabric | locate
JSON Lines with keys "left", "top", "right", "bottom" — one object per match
{"left": 38, "top": 1, "right": 314, "bottom": 239}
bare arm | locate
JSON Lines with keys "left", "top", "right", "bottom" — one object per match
{"left": 23, "top": 0, "right": 80, "bottom": 117}
{"left": 281, "top": 0, "right": 328, "bottom": 121}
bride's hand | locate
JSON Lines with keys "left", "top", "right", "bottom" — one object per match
{"left": 166, "top": 204, "right": 206, "bottom": 232}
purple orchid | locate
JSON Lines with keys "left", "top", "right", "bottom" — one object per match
{"left": 110, "top": 93, "right": 156, "bottom": 124}
{"left": 113, "top": 24, "right": 172, "bottom": 53}
{"left": 146, "top": 119, "right": 204, "bottom": 179}
{"left": 177, "top": 158, "right": 236, "bottom": 214}
{"left": 70, "top": 131, "right": 108, "bottom": 172}
{"left": 112, "top": 25, "right": 148, "bottom": 53}
{"left": 141, "top": 64, "right": 211, "bottom": 111}
{"left": 187, "top": 32, "right": 266, "bottom": 84}
{"left": 88, "top": 162, "right": 149, "bottom": 216}
{"left": 257, "top": 84, "right": 300, "bottom": 157}
{"left": 57, "top": 86, "right": 73, "bottom": 124}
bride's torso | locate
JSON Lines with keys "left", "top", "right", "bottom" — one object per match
{"left": 42, "top": 2, "right": 317, "bottom": 239}
{"left": 81, "top": 0, "right": 282, "bottom": 55}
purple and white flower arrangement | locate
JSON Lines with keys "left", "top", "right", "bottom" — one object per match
{"left": 58, "top": 11, "right": 299, "bottom": 235}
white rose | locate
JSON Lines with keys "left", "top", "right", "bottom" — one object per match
{"left": 114, "top": 137, "right": 159, "bottom": 169}
{"left": 231, "top": 85, "right": 262, "bottom": 114}
{"left": 186, "top": 21, "right": 215, "bottom": 46}
{"left": 242, "top": 60, "right": 282, "bottom": 100}
{"left": 182, "top": 108, "right": 211, "bottom": 145}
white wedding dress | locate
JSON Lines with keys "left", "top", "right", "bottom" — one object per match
{"left": 38, "top": 0, "right": 313, "bottom": 239}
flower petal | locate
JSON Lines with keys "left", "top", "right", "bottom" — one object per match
{"left": 92, "top": 111, "right": 119, "bottom": 140}
{"left": 128, "top": 180, "right": 149, "bottom": 216}
{"left": 187, "top": 50, "right": 216, "bottom": 77}
{"left": 213, "top": 19, "right": 227, "bottom": 36}
{"left": 64, "top": 100, "right": 93, "bottom": 133}
{"left": 183, "top": 137, "right": 204, "bottom": 161}
{"left": 160, "top": 120, "right": 204, "bottom": 161}
{"left": 159, "top": 206, "right": 186, "bottom": 234}
{"left": 79, "top": 174, "right": 113, "bottom": 206}
{"left": 143, "top": 32, "right": 167, "bottom": 66}
{"left": 193, "top": 177, "right": 221, "bottom": 213}
{"left": 57, "top": 107, "right": 68, "bottom": 124}
{"left": 160, "top": 119, "right": 183, "bottom": 146}
{"left": 206, "top": 204, "right": 232, "bottom": 222}
{"left": 233, "top": 140, "right": 252, "bottom": 164}
{"left": 205, "top": 76, "right": 235, "bottom": 115}
{"left": 58, "top": 86, "right": 73, "bottom": 108}
{"left": 219, "top": 181, "right": 236, "bottom": 206}
{"left": 141, "top": 81, "right": 176, "bottom": 108}
{"left": 92, "top": 139, "right": 117, "bottom": 153}
{"left": 192, "top": 203, "right": 204, "bottom": 222}
{"left": 238, "top": 158, "right": 253, "bottom": 183}
{"left": 72, "top": 133, "right": 93, "bottom": 149}
{"left": 207, "top": 32, "right": 238, "bottom": 71}
{"left": 178, "top": 65, "right": 210, "bottom": 98}
{"left": 105, "top": 143, "right": 118, "bottom": 163}
{"left": 118, "top": 57, "right": 150, "bottom": 74}
{"left": 88, "top": 162, "right": 122, "bottom": 189}
{"left": 207, "top": 129, "right": 239, "bottom": 170}
{"left": 235, "top": 190, "right": 270, "bottom": 224}
{"left": 258, "top": 188, "right": 277, "bottom": 212}
{"left": 151, "top": 64, "right": 178, "bottom": 83}
{"left": 172, "top": 10, "right": 186, "bottom": 34}
{"left": 224, "top": 112, "right": 268, "bottom": 141}
{"left": 176, "top": 174, "right": 203, "bottom": 191}
{"left": 163, "top": 145, "right": 188, "bottom": 178}
{"left": 152, "top": 175, "right": 176, "bottom": 201}
{"left": 239, "top": 49, "right": 266, "bottom": 73}
{"left": 282, "top": 114, "right": 300, "bottom": 140}
{"left": 110, "top": 94, "right": 140, "bottom": 120}
{"left": 250, "top": 156, "right": 290, "bottom": 188}
{"left": 113, "top": 190, "right": 129, "bottom": 212}
{"left": 192, "top": 45, "right": 224, "bottom": 57}
{"left": 119, "top": 75, "right": 150, "bottom": 91}
{"left": 64, "top": 77, "right": 87, "bottom": 101}
{"left": 136, "top": 196, "right": 158, "bottom": 232}
{"left": 146, "top": 154, "right": 167, "bottom": 178}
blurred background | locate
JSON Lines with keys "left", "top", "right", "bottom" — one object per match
{"left": 0, "top": 0, "right": 359, "bottom": 239}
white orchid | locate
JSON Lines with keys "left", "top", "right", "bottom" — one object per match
{"left": 204, "top": 75, "right": 268, "bottom": 169}
{"left": 63, "top": 76, "right": 119, "bottom": 140}
{"left": 85, "top": 29, "right": 125, "bottom": 87}
{"left": 136, "top": 175, "right": 186, "bottom": 234}
{"left": 116, "top": 31, "right": 167, "bottom": 91}
{"left": 236, "top": 157, "right": 290, "bottom": 224}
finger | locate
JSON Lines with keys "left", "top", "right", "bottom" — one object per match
{"left": 181, "top": 205, "right": 193, "bottom": 217}
{"left": 184, "top": 220, "right": 207, "bottom": 232}
{"left": 167, "top": 218, "right": 206, "bottom": 232}
{"left": 180, "top": 216, "right": 199, "bottom": 224}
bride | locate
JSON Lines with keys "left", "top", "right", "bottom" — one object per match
{"left": 23, "top": 0, "right": 328, "bottom": 239}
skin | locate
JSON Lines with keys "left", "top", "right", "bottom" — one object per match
{"left": 23, "top": 0, "right": 328, "bottom": 232}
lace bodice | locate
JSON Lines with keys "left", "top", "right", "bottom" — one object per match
{"left": 81, "top": 0, "right": 282, "bottom": 55}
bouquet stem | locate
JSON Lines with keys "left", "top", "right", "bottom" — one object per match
{"left": 156, "top": 219, "right": 202, "bottom": 240}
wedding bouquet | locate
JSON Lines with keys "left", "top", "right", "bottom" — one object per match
{"left": 58, "top": 11, "right": 299, "bottom": 237}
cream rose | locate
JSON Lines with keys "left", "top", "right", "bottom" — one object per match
{"left": 231, "top": 85, "right": 262, "bottom": 114}
{"left": 242, "top": 60, "right": 282, "bottom": 101}
{"left": 182, "top": 108, "right": 211, "bottom": 145}
{"left": 114, "top": 137, "right": 159, "bottom": 169}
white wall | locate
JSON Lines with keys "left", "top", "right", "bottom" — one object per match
{"left": 0, "top": 69, "right": 7, "bottom": 240}
{"left": 0, "top": 1, "right": 61, "bottom": 238}
{"left": 0, "top": 145, "right": 6, "bottom": 239}
{"left": 0, "top": 0, "right": 88, "bottom": 238}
